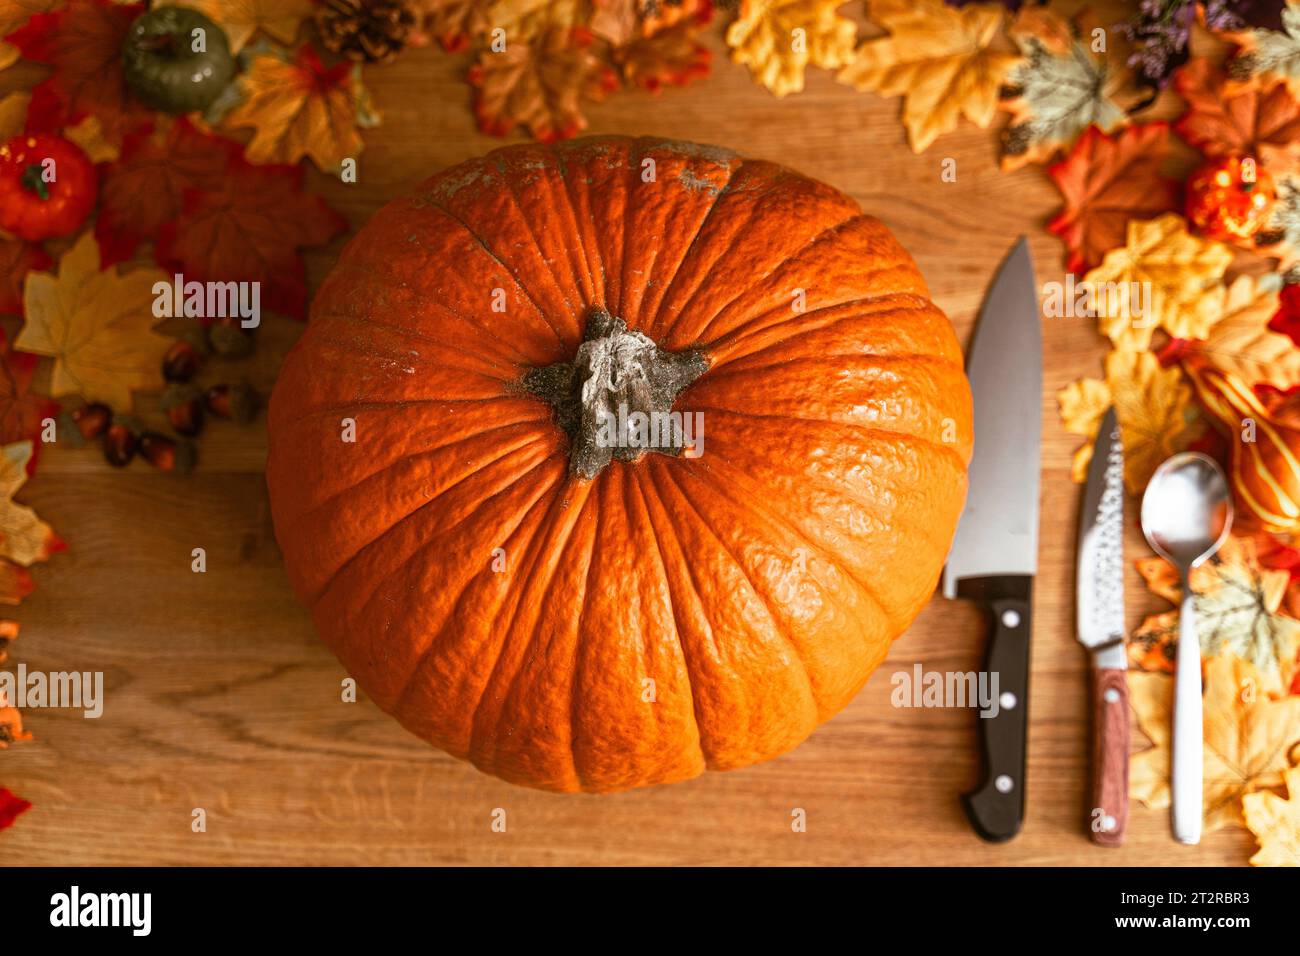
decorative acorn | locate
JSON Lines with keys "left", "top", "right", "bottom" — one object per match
{"left": 102, "top": 421, "right": 138, "bottom": 468}
{"left": 162, "top": 339, "right": 203, "bottom": 383}
{"left": 139, "top": 432, "right": 197, "bottom": 474}
{"left": 316, "top": 0, "right": 415, "bottom": 64}
{"left": 72, "top": 402, "right": 112, "bottom": 441}
{"left": 161, "top": 384, "right": 206, "bottom": 437}
{"left": 1186, "top": 156, "right": 1277, "bottom": 242}
{"left": 205, "top": 382, "right": 261, "bottom": 424}
{"left": 1188, "top": 363, "right": 1300, "bottom": 533}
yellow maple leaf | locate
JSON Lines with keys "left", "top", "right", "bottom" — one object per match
{"left": 1058, "top": 375, "right": 1112, "bottom": 481}
{"left": 728, "top": 0, "right": 858, "bottom": 99}
{"left": 1084, "top": 213, "right": 1233, "bottom": 352}
{"left": 157, "top": 0, "right": 314, "bottom": 53}
{"left": 0, "top": 441, "right": 60, "bottom": 567}
{"left": 221, "top": 48, "right": 375, "bottom": 173}
{"left": 488, "top": 0, "right": 587, "bottom": 40}
{"left": 1130, "top": 655, "right": 1300, "bottom": 833}
{"left": 1130, "top": 536, "right": 1300, "bottom": 694}
{"left": 16, "top": 232, "right": 169, "bottom": 410}
{"left": 837, "top": 0, "right": 1019, "bottom": 152}
{"left": 1183, "top": 274, "right": 1300, "bottom": 389}
{"left": 1060, "top": 350, "right": 1201, "bottom": 492}
{"left": 1243, "top": 764, "right": 1300, "bottom": 866}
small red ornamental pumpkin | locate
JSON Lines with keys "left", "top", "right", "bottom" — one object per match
{"left": 267, "top": 137, "right": 973, "bottom": 792}
{"left": 1185, "top": 156, "right": 1276, "bottom": 243}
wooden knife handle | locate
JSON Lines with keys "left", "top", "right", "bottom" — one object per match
{"left": 1089, "top": 667, "right": 1129, "bottom": 847}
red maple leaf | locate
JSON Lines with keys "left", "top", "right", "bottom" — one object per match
{"left": 1048, "top": 123, "right": 1182, "bottom": 274}
{"left": 0, "top": 788, "right": 31, "bottom": 830}
{"left": 0, "top": 329, "right": 56, "bottom": 474}
{"left": 0, "top": 237, "right": 51, "bottom": 316}
{"left": 155, "top": 157, "right": 347, "bottom": 320}
{"left": 95, "top": 119, "right": 244, "bottom": 267}
{"left": 6, "top": 0, "right": 151, "bottom": 146}
{"left": 1269, "top": 281, "right": 1300, "bottom": 347}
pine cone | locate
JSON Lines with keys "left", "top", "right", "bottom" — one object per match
{"left": 316, "top": 0, "right": 415, "bottom": 64}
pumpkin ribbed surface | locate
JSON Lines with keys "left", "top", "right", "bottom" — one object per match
{"left": 266, "top": 136, "right": 973, "bottom": 792}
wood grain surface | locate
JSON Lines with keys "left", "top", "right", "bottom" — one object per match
{"left": 0, "top": 24, "right": 1262, "bottom": 866}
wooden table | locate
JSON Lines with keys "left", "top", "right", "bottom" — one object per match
{"left": 0, "top": 26, "right": 1259, "bottom": 866}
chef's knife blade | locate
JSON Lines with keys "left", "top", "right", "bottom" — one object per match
{"left": 942, "top": 236, "right": 1041, "bottom": 843}
{"left": 1076, "top": 406, "right": 1129, "bottom": 847}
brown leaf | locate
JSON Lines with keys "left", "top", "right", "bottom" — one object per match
{"left": 469, "top": 27, "right": 617, "bottom": 142}
{"left": 1175, "top": 59, "right": 1300, "bottom": 168}
{"left": 1181, "top": 274, "right": 1300, "bottom": 389}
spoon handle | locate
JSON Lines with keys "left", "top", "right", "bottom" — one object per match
{"left": 1172, "top": 586, "right": 1203, "bottom": 845}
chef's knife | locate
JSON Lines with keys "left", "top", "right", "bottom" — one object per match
{"left": 942, "top": 236, "right": 1041, "bottom": 843}
{"left": 1076, "top": 406, "right": 1129, "bottom": 847}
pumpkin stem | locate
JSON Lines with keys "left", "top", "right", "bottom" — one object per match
{"left": 523, "top": 307, "right": 708, "bottom": 479}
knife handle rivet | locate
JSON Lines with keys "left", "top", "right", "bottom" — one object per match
{"left": 1101, "top": 814, "right": 1116, "bottom": 832}
{"left": 1000, "top": 609, "right": 1021, "bottom": 628}
{"left": 999, "top": 691, "right": 1017, "bottom": 710}
{"left": 1103, "top": 688, "right": 1121, "bottom": 704}
{"left": 995, "top": 775, "right": 1014, "bottom": 794}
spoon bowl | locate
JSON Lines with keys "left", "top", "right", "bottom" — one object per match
{"left": 1140, "top": 452, "right": 1233, "bottom": 846}
{"left": 1141, "top": 454, "right": 1232, "bottom": 569}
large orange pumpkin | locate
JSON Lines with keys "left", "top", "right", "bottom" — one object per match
{"left": 267, "top": 137, "right": 972, "bottom": 792}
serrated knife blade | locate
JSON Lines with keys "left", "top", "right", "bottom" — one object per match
{"left": 1076, "top": 405, "right": 1130, "bottom": 847}
{"left": 1077, "top": 407, "right": 1126, "bottom": 667}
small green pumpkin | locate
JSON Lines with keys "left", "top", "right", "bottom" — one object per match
{"left": 122, "top": 7, "right": 235, "bottom": 115}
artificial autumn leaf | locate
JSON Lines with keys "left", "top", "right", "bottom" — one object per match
{"left": 1256, "top": 170, "right": 1300, "bottom": 263}
{"left": 1057, "top": 374, "right": 1112, "bottom": 482}
{"left": 0, "top": 0, "right": 62, "bottom": 73}
{"left": 155, "top": 157, "right": 347, "bottom": 321}
{"left": 487, "top": 0, "right": 587, "bottom": 40}
{"left": 0, "top": 619, "right": 14, "bottom": 664}
{"left": 6, "top": 0, "right": 151, "bottom": 146}
{"left": 16, "top": 231, "right": 169, "bottom": 409}
{"left": 63, "top": 113, "right": 117, "bottom": 162}
{"left": 611, "top": 5, "right": 712, "bottom": 90}
{"left": 410, "top": 0, "right": 490, "bottom": 51}
{"left": 1130, "top": 655, "right": 1300, "bottom": 833}
{"left": 838, "top": 0, "right": 1017, "bottom": 153}
{"left": 1130, "top": 536, "right": 1300, "bottom": 693}
{"left": 0, "top": 237, "right": 50, "bottom": 315}
{"left": 1243, "top": 764, "right": 1300, "bottom": 865}
{"left": 1174, "top": 59, "right": 1300, "bottom": 169}
{"left": 1060, "top": 349, "right": 1201, "bottom": 492}
{"left": 0, "top": 688, "right": 31, "bottom": 746}
{"left": 470, "top": 27, "right": 617, "bottom": 142}
{"left": 1176, "top": 274, "right": 1300, "bottom": 390}
{"left": 0, "top": 441, "right": 61, "bottom": 567}
{"left": 0, "top": 330, "right": 55, "bottom": 465}
{"left": 0, "top": 90, "right": 29, "bottom": 140}
{"left": 0, "top": 559, "right": 31, "bottom": 604}
{"left": 999, "top": 8, "right": 1130, "bottom": 171}
{"left": 1047, "top": 123, "right": 1181, "bottom": 273}
{"left": 1085, "top": 213, "right": 1232, "bottom": 352}
{"left": 1228, "top": 1, "right": 1300, "bottom": 90}
{"left": 728, "top": 0, "right": 857, "bottom": 99}
{"left": 221, "top": 44, "right": 378, "bottom": 174}
{"left": 0, "top": 788, "right": 31, "bottom": 827}
{"left": 95, "top": 119, "right": 242, "bottom": 267}
{"left": 156, "top": 0, "right": 313, "bottom": 53}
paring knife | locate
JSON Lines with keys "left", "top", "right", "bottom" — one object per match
{"left": 1076, "top": 406, "right": 1129, "bottom": 847}
{"left": 942, "top": 236, "right": 1042, "bottom": 844}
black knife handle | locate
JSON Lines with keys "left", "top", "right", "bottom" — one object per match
{"left": 957, "top": 575, "right": 1032, "bottom": 843}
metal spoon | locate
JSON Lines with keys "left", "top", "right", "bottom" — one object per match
{"left": 1140, "top": 452, "right": 1233, "bottom": 845}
